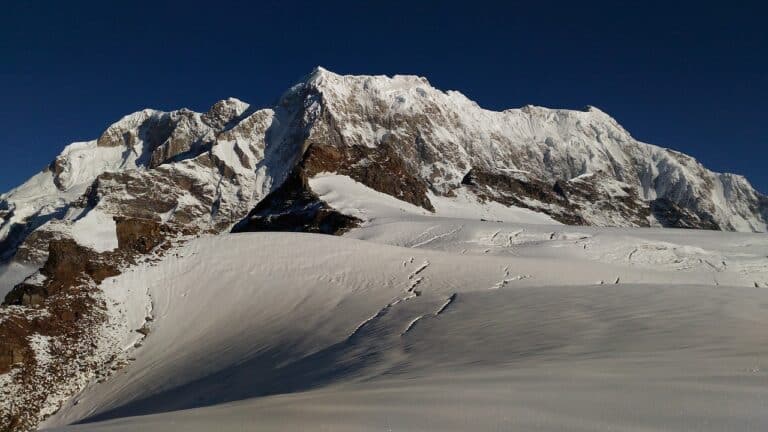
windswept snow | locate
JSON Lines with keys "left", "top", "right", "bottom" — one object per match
{"left": 70, "top": 210, "right": 118, "bottom": 253}
{"left": 42, "top": 212, "right": 768, "bottom": 431}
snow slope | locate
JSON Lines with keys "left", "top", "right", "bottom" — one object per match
{"left": 49, "top": 283, "right": 768, "bottom": 431}
{"left": 42, "top": 212, "right": 768, "bottom": 430}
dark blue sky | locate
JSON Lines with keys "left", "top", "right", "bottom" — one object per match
{"left": 1, "top": 1, "right": 766, "bottom": 193}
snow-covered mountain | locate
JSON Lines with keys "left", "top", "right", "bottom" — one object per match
{"left": 1, "top": 68, "right": 768, "bottom": 431}
{"left": 2, "top": 67, "right": 765, "bottom": 263}
{"left": 289, "top": 68, "right": 768, "bottom": 231}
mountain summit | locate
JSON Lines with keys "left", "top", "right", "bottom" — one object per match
{"left": 3, "top": 68, "right": 765, "bottom": 260}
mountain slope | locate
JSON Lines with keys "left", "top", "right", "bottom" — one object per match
{"left": 42, "top": 222, "right": 768, "bottom": 431}
{"left": 289, "top": 67, "right": 767, "bottom": 231}
{"left": 2, "top": 68, "right": 766, "bottom": 274}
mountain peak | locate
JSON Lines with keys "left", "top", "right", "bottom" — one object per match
{"left": 306, "top": 65, "right": 340, "bottom": 85}
{"left": 2, "top": 69, "right": 767, "bottom": 237}
{"left": 311, "top": 65, "right": 331, "bottom": 75}
{"left": 203, "top": 97, "right": 250, "bottom": 130}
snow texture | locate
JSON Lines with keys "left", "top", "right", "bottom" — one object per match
{"left": 42, "top": 201, "right": 768, "bottom": 431}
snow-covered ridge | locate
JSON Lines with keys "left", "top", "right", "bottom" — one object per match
{"left": 299, "top": 67, "right": 767, "bottom": 231}
{"left": 1, "top": 65, "right": 765, "bottom": 271}
{"left": 0, "top": 96, "right": 276, "bottom": 265}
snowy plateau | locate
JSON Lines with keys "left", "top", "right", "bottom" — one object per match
{"left": 0, "top": 68, "right": 767, "bottom": 431}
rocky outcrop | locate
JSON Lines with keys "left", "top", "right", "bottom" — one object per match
{"left": 11, "top": 229, "right": 65, "bottom": 266}
{"left": 96, "top": 110, "right": 172, "bottom": 149}
{"left": 0, "top": 282, "right": 106, "bottom": 431}
{"left": 233, "top": 144, "right": 361, "bottom": 235}
{"left": 147, "top": 110, "right": 212, "bottom": 168}
{"left": 114, "top": 217, "right": 165, "bottom": 253}
{"left": 201, "top": 98, "right": 250, "bottom": 131}
{"left": 0, "top": 201, "right": 12, "bottom": 221}
{"left": 651, "top": 198, "right": 720, "bottom": 230}
{"left": 302, "top": 142, "right": 435, "bottom": 211}
{"left": 0, "top": 343, "right": 27, "bottom": 375}
{"left": 461, "top": 168, "right": 586, "bottom": 225}
{"left": 5, "top": 239, "right": 117, "bottom": 307}
{"left": 0, "top": 215, "right": 175, "bottom": 430}
{"left": 233, "top": 169, "right": 359, "bottom": 235}
{"left": 459, "top": 168, "right": 652, "bottom": 227}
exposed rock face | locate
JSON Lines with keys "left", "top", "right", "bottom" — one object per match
{"left": 233, "top": 140, "right": 368, "bottom": 235}
{"left": 114, "top": 217, "right": 165, "bottom": 253}
{"left": 651, "top": 198, "right": 720, "bottom": 230}
{"left": 233, "top": 169, "right": 359, "bottom": 235}
{"left": 0, "top": 343, "right": 27, "bottom": 375}
{"left": 302, "top": 142, "right": 435, "bottom": 211}
{"left": 0, "top": 216, "right": 174, "bottom": 430}
{"left": 0, "top": 281, "right": 108, "bottom": 430}
{"left": 201, "top": 97, "right": 251, "bottom": 130}
{"left": 4, "top": 239, "right": 118, "bottom": 307}
{"left": 461, "top": 168, "right": 586, "bottom": 226}
{"left": 0, "top": 201, "right": 12, "bottom": 220}
{"left": 96, "top": 110, "right": 171, "bottom": 149}
{"left": 12, "top": 229, "right": 66, "bottom": 265}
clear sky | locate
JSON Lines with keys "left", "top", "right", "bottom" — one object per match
{"left": 1, "top": 1, "right": 766, "bottom": 193}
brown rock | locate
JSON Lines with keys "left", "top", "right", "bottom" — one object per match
{"left": 302, "top": 142, "right": 435, "bottom": 212}
{"left": 114, "top": 217, "right": 165, "bottom": 254}
{"left": 4, "top": 238, "right": 119, "bottom": 306}
{"left": 233, "top": 169, "right": 360, "bottom": 235}
{"left": 0, "top": 342, "right": 27, "bottom": 374}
